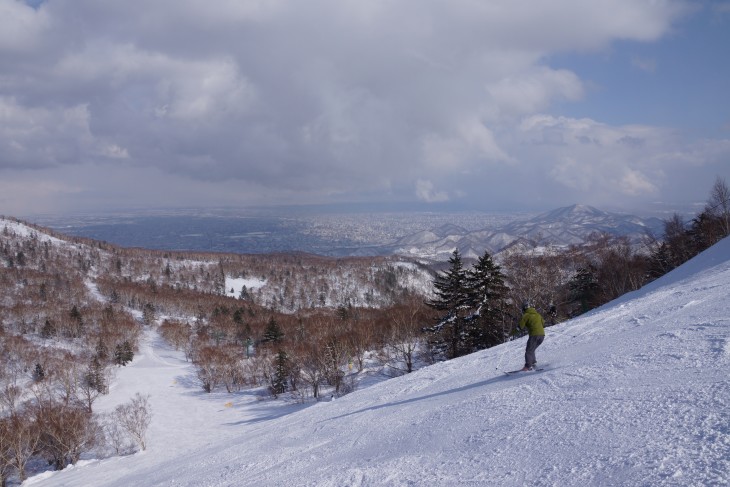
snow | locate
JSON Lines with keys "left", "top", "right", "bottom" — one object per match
{"left": 224, "top": 277, "right": 267, "bottom": 298}
{"left": 1, "top": 219, "right": 65, "bottom": 246}
{"left": 24, "top": 238, "right": 730, "bottom": 486}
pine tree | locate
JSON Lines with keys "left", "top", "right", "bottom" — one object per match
{"left": 465, "top": 251, "right": 509, "bottom": 349}
{"left": 647, "top": 242, "right": 674, "bottom": 280}
{"left": 40, "top": 319, "right": 55, "bottom": 338}
{"left": 262, "top": 317, "right": 284, "bottom": 344}
{"left": 122, "top": 341, "right": 134, "bottom": 364}
{"left": 426, "top": 249, "right": 469, "bottom": 359}
{"left": 239, "top": 285, "right": 250, "bottom": 300}
{"left": 115, "top": 341, "right": 134, "bottom": 366}
{"left": 114, "top": 344, "right": 125, "bottom": 366}
{"left": 33, "top": 363, "right": 45, "bottom": 382}
{"left": 70, "top": 305, "right": 83, "bottom": 336}
{"left": 568, "top": 264, "right": 599, "bottom": 315}
{"left": 271, "top": 350, "right": 290, "bottom": 396}
{"left": 84, "top": 356, "right": 108, "bottom": 394}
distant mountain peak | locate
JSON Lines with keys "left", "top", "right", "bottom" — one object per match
{"left": 392, "top": 204, "right": 664, "bottom": 261}
{"left": 540, "top": 204, "right": 604, "bottom": 220}
{"left": 432, "top": 223, "right": 468, "bottom": 237}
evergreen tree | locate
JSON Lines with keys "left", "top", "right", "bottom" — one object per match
{"left": 262, "top": 317, "right": 284, "bottom": 344}
{"left": 647, "top": 242, "right": 674, "bottom": 280}
{"left": 123, "top": 341, "right": 134, "bottom": 363}
{"left": 271, "top": 350, "right": 290, "bottom": 396}
{"left": 232, "top": 308, "right": 244, "bottom": 325}
{"left": 40, "top": 319, "right": 55, "bottom": 338}
{"left": 114, "top": 341, "right": 134, "bottom": 366}
{"left": 426, "top": 249, "right": 469, "bottom": 359}
{"left": 568, "top": 264, "right": 599, "bottom": 315}
{"left": 33, "top": 363, "right": 45, "bottom": 382}
{"left": 239, "top": 285, "right": 249, "bottom": 300}
{"left": 84, "top": 356, "right": 108, "bottom": 394}
{"left": 114, "top": 344, "right": 125, "bottom": 366}
{"left": 465, "top": 251, "right": 509, "bottom": 349}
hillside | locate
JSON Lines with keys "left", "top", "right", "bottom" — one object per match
{"left": 0, "top": 216, "right": 434, "bottom": 313}
{"left": 23, "top": 236, "right": 730, "bottom": 486}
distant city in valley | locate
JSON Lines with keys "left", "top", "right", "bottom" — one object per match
{"left": 30, "top": 207, "right": 528, "bottom": 257}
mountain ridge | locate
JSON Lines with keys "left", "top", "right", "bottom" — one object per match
{"left": 392, "top": 204, "right": 664, "bottom": 260}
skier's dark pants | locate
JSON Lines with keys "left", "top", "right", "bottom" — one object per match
{"left": 525, "top": 335, "right": 544, "bottom": 368}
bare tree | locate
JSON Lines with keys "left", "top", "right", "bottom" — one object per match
{"left": 345, "top": 324, "right": 373, "bottom": 373}
{"left": 0, "top": 417, "right": 13, "bottom": 487}
{"left": 321, "top": 334, "right": 350, "bottom": 395}
{"left": 294, "top": 343, "right": 326, "bottom": 399}
{"left": 707, "top": 175, "right": 730, "bottom": 238}
{"left": 193, "top": 346, "right": 226, "bottom": 393}
{"left": 6, "top": 411, "right": 40, "bottom": 482}
{"left": 502, "top": 246, "right": 567, "bottom": 317}
{"left": 383, "top": 297, "right": 429, "bottom": 375}
{"left": 158, "top": 319, "right": 192, "bottom": 351}
{"left": 218, "top": 347, "right": 246, "bottom": 393}
{"left": 0, "top": 385, "right": 22, "bottom": 416}
{"left": 46, "top": 353, "right": 83, "bottom": 407}
{"left": 114, "top": 393, "right": 152, "bottom": 452}
{"left": 101, "top": 413, "right": 134, "bottom": 456}
{"left": 35, "top": 402, "right": 101, "bottom": 470}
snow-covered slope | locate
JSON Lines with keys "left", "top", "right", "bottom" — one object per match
{"left": 26, "top": 238, "right": 730, "bottom": 486}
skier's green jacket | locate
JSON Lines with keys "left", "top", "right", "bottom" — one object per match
{"left": 519, "top": 307, "right": 545, "bottom": 336}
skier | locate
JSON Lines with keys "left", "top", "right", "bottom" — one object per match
{"left": 518, "top": 302, "right": 545, "bottom": 371}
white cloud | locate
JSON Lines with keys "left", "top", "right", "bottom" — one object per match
{"left": 485, "top": 67, "right": 584, "bottom": 119}
{"left": 420, "top": 118, "right": 509, "bottom": 172}
{"left": 415, "top": 179, "right": 449, "bottom": 203}
{"left": 620, "top": 169, "right": 657, "bottom": 195}
{"left": 0, "top": 0, "right": 49, "bottom": 52}
{"left": 99, "top": 144, "right": 129, "bottom": 159}
{"left": 0, "top": 97, "right": 93, "bottom": 168}
{"left": 514, "top": 114, "right": 730, "bottom": 204}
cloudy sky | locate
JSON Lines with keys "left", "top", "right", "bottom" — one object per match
{"left": 1, "top": 0, "right": 729, "bottom": 217}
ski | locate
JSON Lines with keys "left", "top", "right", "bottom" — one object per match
{"left": 505, "top": 368, "right": 544, "bottom": 375}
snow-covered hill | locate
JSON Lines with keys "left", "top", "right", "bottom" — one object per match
{"left": 0, "top": 216, "right": 435, "bottom": 312}
{"left": 25, "top": 237, "right": 730, "bottom": 486}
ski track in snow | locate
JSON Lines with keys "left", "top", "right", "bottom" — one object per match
{"left": 22, "top": 238, "right": 730, "bottom": 486}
